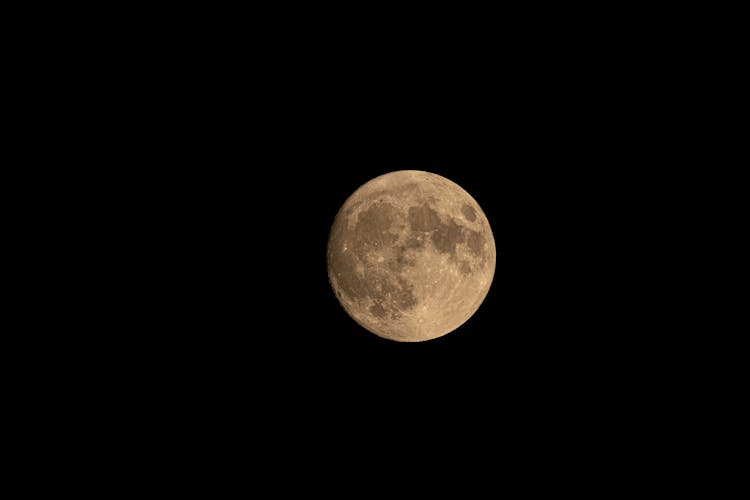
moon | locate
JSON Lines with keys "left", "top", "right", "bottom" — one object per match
{"left": 327, "top": 170, "right": 496, "bottom": 342}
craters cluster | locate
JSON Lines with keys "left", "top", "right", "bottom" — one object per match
{"left": 329, "top": 199, "right": 418, "bottom": 322}
{"left": 365, "top": 274, "right": 418, "bottom": 320}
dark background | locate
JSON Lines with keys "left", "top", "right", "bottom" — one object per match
{"left": 19, "top": 7, "right": 742, "bottom": 488}
{"left": 156, "top": 46, "right": 650, "bottom": 445}
{"left": 122, "top": 34, "right": 741, "bottom": 479}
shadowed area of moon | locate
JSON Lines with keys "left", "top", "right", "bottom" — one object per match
{"left": 327, "top": 170, "right": 496, "bottom": 342}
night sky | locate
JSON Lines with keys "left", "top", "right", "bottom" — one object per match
{"left": 138, "top": 42, "right": 727, "bottom": 476}
{"left": 33, "top": 5, "right": 742, "bottom": 488}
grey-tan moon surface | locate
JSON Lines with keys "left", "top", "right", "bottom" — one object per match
{"left": 327, "top": 170, "right": 496, "bottom": 342}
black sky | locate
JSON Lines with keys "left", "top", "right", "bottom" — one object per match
{"left": 165, "top": 49, "right": 640, "bottom": 432}
{"left": 24, "top": 5, "right": 742, "bottom": 488}
{"left": 131, "top": 39, "right": 732, "bottom": 476}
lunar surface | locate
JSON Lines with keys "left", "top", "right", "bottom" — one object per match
{"left": 327, "top": 170, "right": 496, "bottom": 342}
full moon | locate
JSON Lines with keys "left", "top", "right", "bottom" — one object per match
{"left": 327, "top": 170, "right": 496, "bottom": 342}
